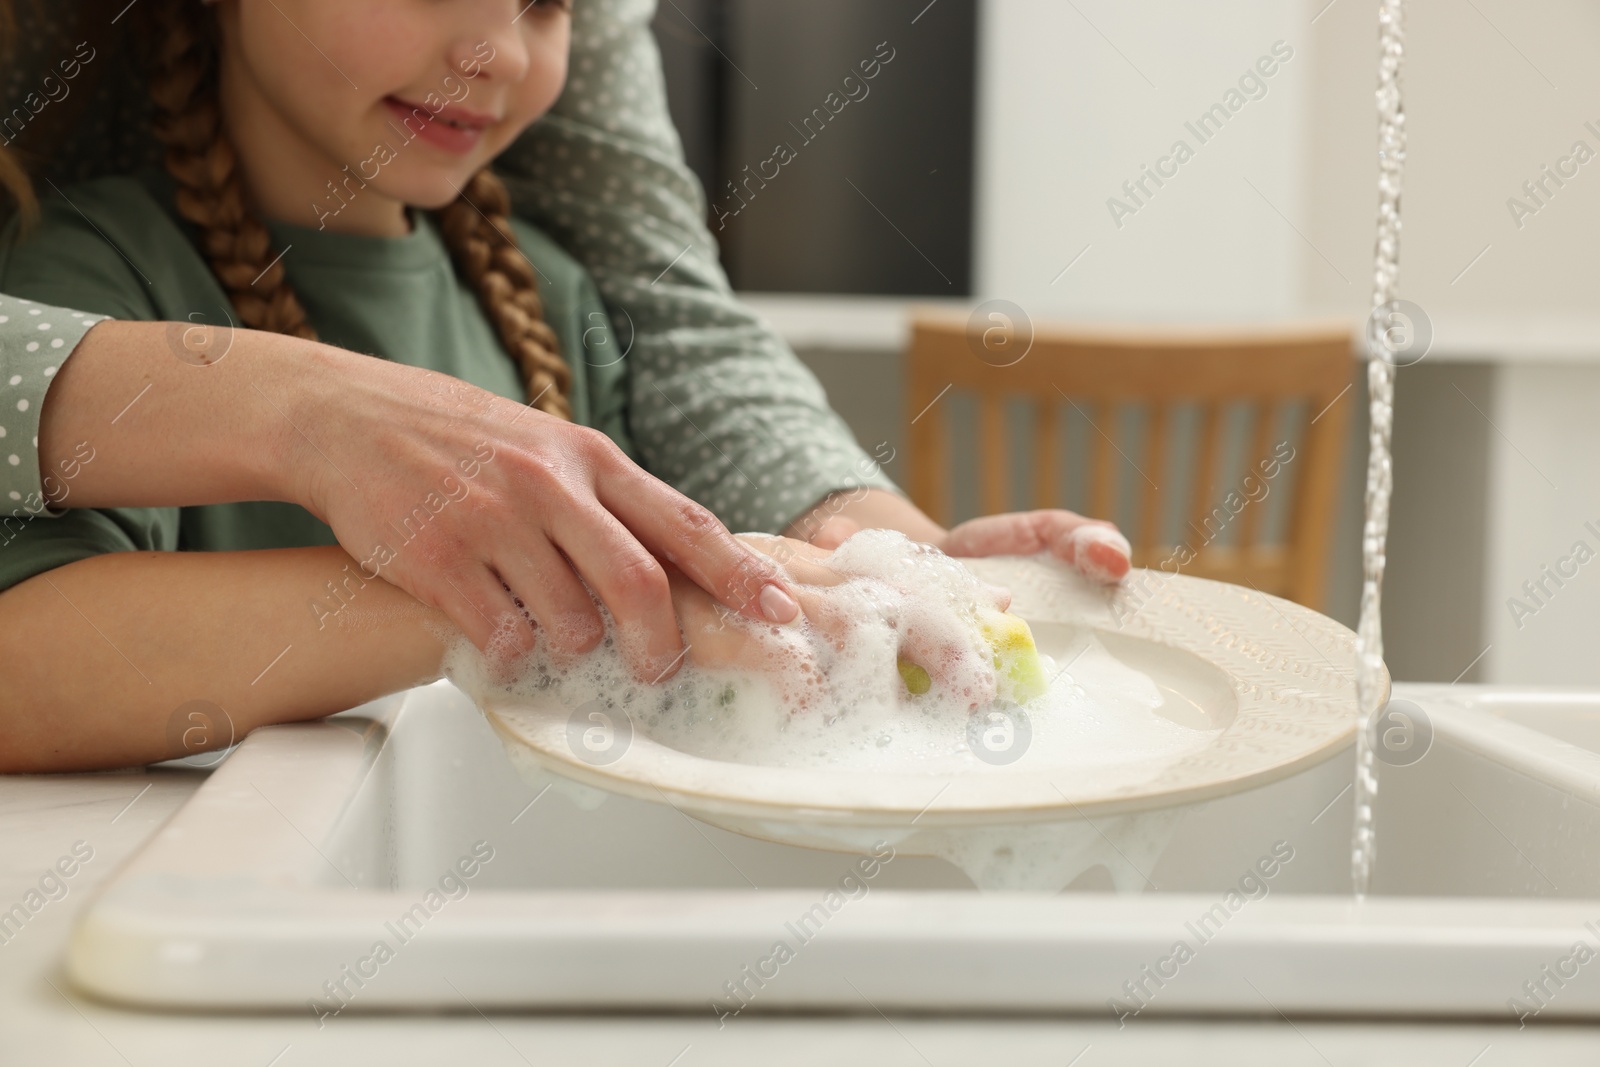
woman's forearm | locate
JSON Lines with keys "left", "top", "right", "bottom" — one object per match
{"left": 32, "top": 319, "right": 804, "bottom": 668}
{"left": 0, "top": 545, "right": 450, "bottom": 773}
{"left": 34, "top": 320, "right": 354, "bottom": 512}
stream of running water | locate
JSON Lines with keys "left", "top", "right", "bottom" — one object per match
{"left": 1351, "top": 0, "right": 1409, "bottom": 900}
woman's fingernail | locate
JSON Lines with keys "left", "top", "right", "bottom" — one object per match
{"left": 759, "top": 583, "right": 800, "bottom": 624}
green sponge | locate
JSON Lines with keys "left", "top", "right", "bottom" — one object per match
{"left": 897, "top": 659, "right": 932, "bottom": 695}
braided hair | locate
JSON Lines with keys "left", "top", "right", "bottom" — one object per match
{"left": 147, "top": 0, "right": 573, "bottom": 418}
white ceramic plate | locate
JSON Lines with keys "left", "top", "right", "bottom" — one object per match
{"left": 481, "top": 560, "right": 1378, "bottom": 857}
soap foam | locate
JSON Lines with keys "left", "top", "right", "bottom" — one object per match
{"left": 445, "top": 530, "right": 1219, "bottom": 781}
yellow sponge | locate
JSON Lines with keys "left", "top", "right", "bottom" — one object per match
{"left": 979, "top": 610, "right": 1049, "bottom": 704}
{"left": 897, "top": 610, "right": 1048, "bottom": 704}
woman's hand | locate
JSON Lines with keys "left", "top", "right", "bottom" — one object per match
{"left": 285, "top": 348, "right": 801, "bottom": 681}
{"left": 665, "top": 533, "right": 846, "bottom": 672}
{"left": 937, "top": 511, "right": 1132, "bottom": 582}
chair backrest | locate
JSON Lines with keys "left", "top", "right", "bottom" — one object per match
{"left": 905, "top": 312, "right": 1355, "bottom": 611}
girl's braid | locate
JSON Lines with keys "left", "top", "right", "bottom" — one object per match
{"left": 146, "top": 0, "right": 573, "bottom": 418}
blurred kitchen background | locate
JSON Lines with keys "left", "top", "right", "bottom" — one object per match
{"left": 649, "top": 0, "right": 1600, "bottom": 688}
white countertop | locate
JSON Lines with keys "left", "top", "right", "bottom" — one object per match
{"left": 4, "top": 757, "right": 1597, "bottom": 1063}
{"left": 740, "top": 293, "right": 1600, "bottom": 364}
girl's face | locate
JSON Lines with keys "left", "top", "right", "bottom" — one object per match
{"left": 215, "top": 0, "right": 571, "bottom": 219}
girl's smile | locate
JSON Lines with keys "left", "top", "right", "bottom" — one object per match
{"left": 384, "top": 97, "right": 499, "bottom": 155}
{"left": 215, "top": 0, "right": 571, "bottom": 235}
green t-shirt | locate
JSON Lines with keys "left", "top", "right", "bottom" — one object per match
{"left": 0, "top": 169, "right": 631, "bottom": 593}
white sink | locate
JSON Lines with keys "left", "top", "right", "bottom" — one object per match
{"left": 65, "top": 680, "right": 1600, "bottom": 1021}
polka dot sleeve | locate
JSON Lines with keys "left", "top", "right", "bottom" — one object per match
{"left": 496, "top": 0, "right": 901, "bottom": 535}
{"left": 0, "top": 296, "right": 107, "bottom": 519}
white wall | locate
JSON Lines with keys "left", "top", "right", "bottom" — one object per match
{"left": 970, "top": 0, "right": 1600, "bottom": 685}
{"left": 1305, "top": 0, "right": 1600, "bottom": 322}
{"left": 973, "top": 0, "right": 1600, "bottom": 324}
{"left": 973, "top": 0, "right": 1310, "bottom": 321}
{"left": 1483, "top": 366, "right": 1600, "bottom": 684}
{"left": 1306, "top": 0, "right": 1600, "bottom": 684}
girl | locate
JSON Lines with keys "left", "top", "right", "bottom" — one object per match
{"left": 0, "top": 0, "right": 1130, "bottom": 773}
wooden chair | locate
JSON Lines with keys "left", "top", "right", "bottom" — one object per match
{"left": 905, "top": 311, "right": 1355, "bottom": 611}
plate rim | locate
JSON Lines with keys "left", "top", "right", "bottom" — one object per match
{"left": 482, "top": 562, "right": 1383, "bottom": 826}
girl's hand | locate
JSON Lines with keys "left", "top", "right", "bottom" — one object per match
{"left": 667, "top": 534, "right": 842, "bottom": 672}
{"left": 287, "top": 353, "right": 800, "bottom": 681}
{"left": 665, "top": 534, "right": 1005, "bottom": 707}
{"left": 804, "top": 508, "right": 1132, "bottom": 584}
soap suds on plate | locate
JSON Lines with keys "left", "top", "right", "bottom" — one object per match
{"left": 445, "top": 530, "right": 1220, "bottom": 779}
